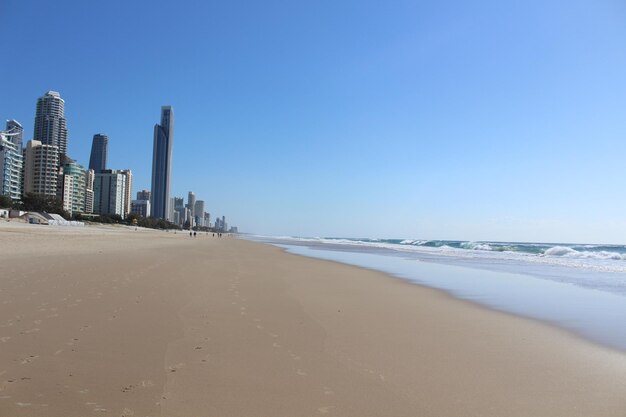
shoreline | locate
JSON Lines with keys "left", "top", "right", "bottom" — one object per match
{"left": 262, "top": 238, "right": 626, "bottom": 354}
{"left": 273, "top": 242, "right": 626, "bottom": 357}
{"left": 1, "top": 224, "right": 626, "bottom": 416}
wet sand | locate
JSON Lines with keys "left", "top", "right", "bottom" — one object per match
{"left": 1, "top": 222, "right": 626, "bottom": 416}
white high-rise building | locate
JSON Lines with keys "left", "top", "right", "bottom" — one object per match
{"left": 168, "top": 197, "right": 176, "bottom": 222}
{"left": 57, "top": 173, "right": 73, "bottom": 212}
{"left": 194, "top": 199, "right": 205, "bottom": 227}
{"left": 0, "top": 121, "right": 24, "bottom": 200}
{"left": 93, "top": 169, "right": 128, "bottom": 218}
{"left": 85, "top": 169, "right": 95, "bottom": 214}
{"left": 187, "top": 191, "right": 196, "bottom": 218}
{"left": 120, "top": 169, "right": 132, "bottom": 218}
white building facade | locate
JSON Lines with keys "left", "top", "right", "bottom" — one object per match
{"left": 93, "top": 170, "right": 128, "bottom": 218}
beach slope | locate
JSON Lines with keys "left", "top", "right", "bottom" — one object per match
{"left": 1, "top": 224, "right": 625, "bottom": 416}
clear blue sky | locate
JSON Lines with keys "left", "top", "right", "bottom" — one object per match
{"left": 2, "top": 0, "right": 626, "bottom": 242}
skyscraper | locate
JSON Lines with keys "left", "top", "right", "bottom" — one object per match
{"left": 59, "top": 159, "right": 86, "bottom": 214}
{"left": 194, "top": 200, "right": 205, "bottom": 226}
{"left": 0, "top": 121, "right": 24, "bottom": 200}
{"left": 150, "top": 106, "right": 173, "bottom": 220}
{"left": 187, "top": 191, "right": 196, "bottom": 218}
{"left": 120, "top": 169, "right": 132, "bottom": 218}
{"left": 5, "top": 120, "right": 23, "bottom": 149}
{"left": 93, "top": 169, "right": 129, "bottom": 218}
{"left": 23, "top": 140, "right": 59, "bottom": 197}
{"left": 88, "top": 133, "right": 108, "bottom": 172}
{"left": 33, "top": 91, "right": 68, "bottom": 159}
{"left": 85, "top": 169, "right": 95, "bottom": 214}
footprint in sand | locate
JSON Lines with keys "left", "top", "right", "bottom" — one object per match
{"left": 20, "top": 355, "right": 39, "bottom": 364}
{"left": 0, "top": 337, "right": 11, "bottom": 343}
{"left": 168, "top": 363, "right": 185, "bottom": 372}
{"left": 318, "top": 405, "right": 336, "bottom": 414}
{"left": 272, "top": 342, "right": 281, "bottom": 348}
{"left": 23, "top": 328, "right": 40, "bottom": 334}
{"left": 296, "top": 369, "right": 308, "bottom": 376}
{"left": 323, "top": 386, "right": 335, "bottom": 395}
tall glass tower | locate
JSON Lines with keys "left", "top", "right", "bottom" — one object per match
{"left": 88, "top": 133, "right": 108, "bottom": 172}
{"left": 33, "top": 91, "right": 68, "bottom": 159}
{"left": 150, "top": 106, "right": 174, "bottom": 220}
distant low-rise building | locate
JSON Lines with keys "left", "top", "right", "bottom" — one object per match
{"left": 136, "top": 189, "right": 150, "bottom": 201}
{"left": 131, "top": 199, "right": 150, "bottom": 218}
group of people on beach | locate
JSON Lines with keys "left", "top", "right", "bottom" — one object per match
{"left": 186, "top": 231, "right": 225, "bottom": 238}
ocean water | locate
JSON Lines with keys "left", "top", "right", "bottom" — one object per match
{"left": 245, "top": 235, "right": 626, "bottom": 352}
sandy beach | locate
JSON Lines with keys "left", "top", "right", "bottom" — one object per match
{"left": 1, "top": 223, "right": 626, "bottom": 416}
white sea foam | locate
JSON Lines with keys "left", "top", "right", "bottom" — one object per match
{"left": 460, "top": 242, "right": 493, "bottom": 251}
{"left": 544, "top": 246, "right": 625, "bottom": 260}
{"left": 252, "top": 235, "right": 626, "bottom": 274}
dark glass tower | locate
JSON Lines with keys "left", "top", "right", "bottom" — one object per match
{"left": 150, "top": 106, "right": 174, "bottom": 220}
{"left": 88, "top": 133, "right": 108, "bottom": 172}
{"left": 33, "top": 91, "right": 68, "bottom": 159}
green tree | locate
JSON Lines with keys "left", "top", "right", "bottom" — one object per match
{"left": 0, "top": 194, "right": 12, "bottom": 209}
{"left": 20, "top": 193, "right": 70, "bottom": 219}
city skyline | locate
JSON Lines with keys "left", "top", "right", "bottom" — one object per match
{"left": 1, "top": 89, "right": 233, "bottom": 231}
{"left": 2, "top": 1, "right": 626, "bottom": 242}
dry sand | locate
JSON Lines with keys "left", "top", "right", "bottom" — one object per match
{"left": 1, "top": 222, "right": 626, "bottom": 416}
